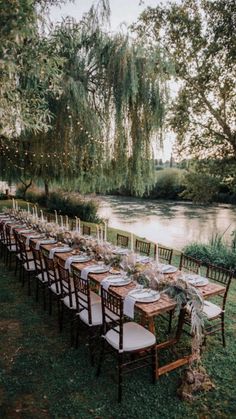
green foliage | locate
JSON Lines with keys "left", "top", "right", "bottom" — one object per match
{"left": 16, "top": 185, "right": 100, "bottom": 222}
{"left": 149, "top": 168, "right": 185, "bottom": 199}
{"left": 184, "top": 234, "right": 236, "bottom": 272}
{"left": 181, "top": 170, "right": 220, "bottom": 204}
{"left": 134, "top": 0, "right": 236, "bottom": 183}
{"left": 46, "top": 191, "right": 100, "bottom": 222}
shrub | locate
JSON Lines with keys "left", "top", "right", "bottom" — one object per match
{"left": 180, "top": 171, "right": 220, "bottom": 204}
{"left": 184, "top": 234, "right": 236, "bottom": 273}
{"left": 149, "top": 168, "right": 185, "bottom": 199}
{"left": 16, "top": 185, "right": 100, "bottom": 223}
{"left": 46, "top": 191, "right": 100, "bottom": 222}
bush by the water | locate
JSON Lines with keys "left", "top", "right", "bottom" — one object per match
{"left": 149, "top": 168, "right": 185, "bottom": 199}
{"left": 184, "top": 233, "right": 236, "bottom": 273}
{"left": 16, "top": 186, "right": 100, "bottom": 223}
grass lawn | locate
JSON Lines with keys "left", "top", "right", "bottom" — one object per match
{"left": 0, "top": 200, "right": 236, "bottom": 418}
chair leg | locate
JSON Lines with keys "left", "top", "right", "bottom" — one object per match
{"left": 221, "top": 313, "right": 226, "bottom": 347}
{"left": 151, "top": 347, "right": 157, "bottom": 384}
{"left": 118, "top": 352, "right": 123, "bottom": 403}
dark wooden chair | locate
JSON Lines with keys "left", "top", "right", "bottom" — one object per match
{"left": 18, "top": 238, "right": 36, "bottom": 295}
{"left": 117, "top": 233, "right": 129, "bottom": 248}
{"left": 82, "top": 224, "right": 91, "bottom": 236}
{"left": 154, "top": 244, "right": 173, "bottom": 264}
{"left": 73, "top": 270, "right": 102, "bottom": 363}
{"left": 179, "top": 253, "right": 201, "bottom": 274}
{"left": 203, "top": 264, "right": 233, "bottom": 347}
{"left": 135, "top": 239, "right": 151, "bottom": 256}
{"left": 5, "top": 224, "right": 17, "bottom": 268}
{"left": 31, "top": 246, "right": 48, "bottom": 309}
{"left": 96, "top": 288, "right": 157, "bottom": 402}
{"left": 42, "top": 253, "right": 62, "bottom": 328}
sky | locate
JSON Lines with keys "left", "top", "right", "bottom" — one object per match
{"left": 50, "top": 0, "right": 176, "bottom": 160}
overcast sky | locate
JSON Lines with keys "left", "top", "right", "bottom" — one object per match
{"left": 50, "top": 0, "right": 176, "bottom": 160}
{"left": 50, "top": 0, "right": 165, "bottom": 30}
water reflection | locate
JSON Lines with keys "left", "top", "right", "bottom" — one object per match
{"left": 98, "top": 195, "right": 236, "bottom": 250}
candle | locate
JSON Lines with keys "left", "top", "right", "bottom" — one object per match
{"left": 100, "top": 226, "right": 103, "bottom": 243}
{"left": 66, "top": 215, "right": 69, "bottom": 230}
{"left": 32, "top": 206, "right": 35, "bottom": 216}
{"left": 75, "top": 216, "right": 78, "bottom": 231}
{"left": 40, "top": 209, "right": 43, "bottom": 221}
{"left": 16, "top": 201, "right": 18, "bottom": 211}
{"left": 155, "top": 243, "right": 159, "bottom": 264}
{"left": 12, "top": 198, "right": 15, "bottom": 209}
{"left": 35, "top": 205, "right": 38, "bottom": 217}
{"left": 78, "top": 218, "right": 81, "bottom": 233}
{"left": 96, "top": 225, "right": 99, "bottom": 241}
{"left": 54, "top": 210, "right": 58, "bottom": 224}
{"left": 27, "top": 202, "right": 30, "bottom": 214}
{"left": 60, "top": 215, "right": 64, "bottom": 227}
{"left": 130, "top": 233, "right": 134, "bottom": 251}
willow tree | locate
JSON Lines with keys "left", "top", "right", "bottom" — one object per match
{"left": 0, "top": 0, "right": 170, "bottom": 197}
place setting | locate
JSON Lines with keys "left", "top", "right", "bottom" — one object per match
{"left": 183, "top": 274, "right": 209, "bottom": 287}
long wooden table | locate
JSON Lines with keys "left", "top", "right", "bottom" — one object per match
{"left": 35, "top": 240, "right": 225, "bottom": 378}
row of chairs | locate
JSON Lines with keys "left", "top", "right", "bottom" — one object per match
{"left": 0, "top": 220, "right": 157, "bottom": 402}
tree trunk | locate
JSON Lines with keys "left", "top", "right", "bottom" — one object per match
{"left": 19, "top": 178, "right": 32, "bottom": 200}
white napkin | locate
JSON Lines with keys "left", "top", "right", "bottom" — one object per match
{"left": 124, "top": 295, "right": 136, "bottom": 319}
{"left": 49, "top": 246, "right": 72, "bottom": 259}
{"left": 136, "top": 255, "right": 150, "bottom": 263}
{"left": 81, "top": 265, "right": 100, "bottom": 280}
{"left": 26, "top": 235, "right": 42, "bottom": 247}
{"left": 35, "top": 239, "right": 57, "bottom": 250}
{"left": 18, "top": 229, "right": 33, "bottom": 234}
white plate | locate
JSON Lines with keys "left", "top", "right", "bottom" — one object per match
{"left": 128, "top": 289, "right": 161, "bottom": 303}
{"left": 89, "top": 265, "right": 110, "bottom": 274}
{"left": 160, "top": 264, "right": 177, "bottom": 274}
{"left": 103, "top": 275, "right": 131, "bottom": 286}
{"left": 72, "top": 255, "right": 91, "bottom": 263}
{"left": 136, "top": 256, "right": 151, "bottom": 263}
{"left": 186, "top": 275, "right": 209, "bottom": 287}
{"left": 113, "top": 248, "right": 129, "bottom": 255}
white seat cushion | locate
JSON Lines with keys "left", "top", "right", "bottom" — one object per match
{"left": 62, "top": 294, "right": 77, "bottom": 310}
{"left": 23, "top": 260, "right": 36, "bottom": 271}
{"left": 105, "top": 322, "right": 156, "bottom": 352}
{"left": 203, "top": 301, "right": 222, "bottom": 319}
{"left": 7, "top": 245, "right": 17, "bottom": 252}
{"left": 79, "top": 302, "right": 103, "bottom": 326}
{"left": 37, "top": 272, "right": 48, "bottom": 284}
{"left": 50, "top": 282, "right": 61, "bottom": 295}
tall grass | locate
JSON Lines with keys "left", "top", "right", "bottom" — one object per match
{"left": 184, "top": 233, "right": 236, "bottom": 273}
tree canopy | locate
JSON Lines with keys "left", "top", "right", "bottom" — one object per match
{"left": 0, "top": 0, "right": 170, "bottom": 196}
{"left": 134, "top": 0, "right": 236, "bottom": 160}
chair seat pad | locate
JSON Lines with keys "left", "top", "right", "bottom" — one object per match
{"left": 203, "top": 301, "right": 222, "bottom": 319}
{"left": 105, "top": 322, "right": 156, "bottom": 352}
{"left": 62, "top": 294, "right": 77, "bottom": 310}
{"left": 7, "top": 245, "right": 17, "bottom": 252}
{"left": 79, "top": 302, "right": 103, "bottom": 326}
{"left": 37, "top": 272, "right": 48, "bottom": 284}
{"left": 23, "top": 260, "right": 36, "bottom": 272}
{"left": 50, "top": 282, "right": 61, "bottom": 295}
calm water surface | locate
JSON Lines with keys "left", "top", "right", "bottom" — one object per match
{"left": 98, "top": 196, "right": 236, "bottom": 251}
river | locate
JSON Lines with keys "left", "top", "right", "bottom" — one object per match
{"left": 98, "top": 195, "right": 236, "bottom": 251}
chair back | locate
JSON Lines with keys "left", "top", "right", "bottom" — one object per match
{"left": 72, "top": 270, "right": 93, "bottom": 324}
{"left": 5, "top": 224, "right": 15, "bottom": 248}
{"left": 82, "top": 225, "right": 91, "bottom": 236}
{"left": 101, "top": 288, "right": 123, "bottom": 351}
{"left": 43, "top": 253, "right": 60, "bottom": 291}
{"left": 117, "top": 234, "right": 129, "bottom": 248}
{"left": 206, "top": 264, "right": 233, "bottom": 309}
{"left": 155, "top": 245, "right": 173, "bottom": 264}
{"left": 179, "top": 253, "right": 201, "bottom": 274}
{"left": 31, "top": 247, "right": 46, "bottom": 279}
{"left": 57, "top": 261, "right": 74, "bottom": 304}
{"left": 18, "top": 238, "right": 34, "bottom": 270}
{"left": 135, "top": 239, "right": 151, "bottom": 256}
